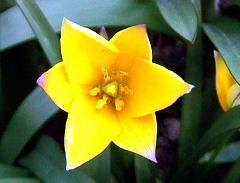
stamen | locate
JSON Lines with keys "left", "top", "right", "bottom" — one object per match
{"left": 90, "top": 68, "right": 132, "bottom": 112}
{"left": 89, "top": 87, "right": 101, "bottom": 96}
{"left": 116, "top": 71, "right": 128, "bottom": 81}
{"left": 96, "top": 95, "right": 108, "bottom": 110}
{"left": 115, "top": 97, "right": 125, "bottom": 111}
{"left": 119, "top": 85, "right": 133, "bottom": 96}
{"left": 101, "top": 67, "right": 111, "bottom": 82}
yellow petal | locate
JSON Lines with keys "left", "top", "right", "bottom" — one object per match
{"left": 227, "top": 83, "right": 240, "bottom": 108}
{"left": 110, "top": 25, "right": 152, "bottom": 71}
{"left": 127, "top": 58, "right": 193, "bottom": 117}
{"left": 61, "top": 18, "right": 118, "bottom": 85}
{"left": 37, "top": 62, "right": 81, "bottom": 112}
{"left": 64, "top": 94, "right": 120, "bottom": 170}
{"left": 113, "top": 107, "right": 157, "bottom": 162}
{"left": 214, "top": 51, "right": 236, "bottom": 111}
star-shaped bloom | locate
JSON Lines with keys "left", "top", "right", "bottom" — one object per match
{"left": 214, "top": 51, "right": 240, "bottom": 112}
{"left": 37, "top": 19, "right": 193, "bottom": 170}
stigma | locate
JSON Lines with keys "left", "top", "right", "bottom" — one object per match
{"left": 89, "top": 67, "right": 132, "bottom": 111}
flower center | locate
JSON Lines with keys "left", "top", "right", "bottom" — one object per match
{"left": 89, "top": 67, "right": 132, "bottom": 111}
{"left": 102, "top": 81, "right": 119, "bottom": 98}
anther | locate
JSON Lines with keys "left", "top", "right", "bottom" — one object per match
{"left": 89, "top": 87, "right": 101, "bottom": 96}
{"left": 96, "top": 95, "right": 108, "bottom": 110}
{"left": 116, "top": 71, "right": 128, "bottom": 81}
{"left": 115, "top": 97, "right": 125, "bottom": 111}
{"left": 119, "top": 85, "right": 133, "bottom": 96}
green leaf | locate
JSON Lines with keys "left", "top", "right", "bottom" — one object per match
{"left": 0, "top": 88, "right": 58, "bottom": 164}
{"left": 178, "top": 1, "right": 203, "bottom": 164}
{"left": 0, "top": 163, "right": 30, "bottom": 178}
{"left": 191, "top": 0, "right": 202, "bottom": 19}
{"left": 200, "top": 141, "right": 240, "bottom": 163}
{"left": 134, "top": 156, "right": 155, "bottom": 183}
{"left": 0, "top": 0, "right": 62, "bottom": 164}
{"left": 223, "top": 158, "right": 240, "bottom": 183}
{"left": 198, "top": 107, "right": 240, "bottom": 149}
{"left": 0, "top": 0, "right": 15, "bottom": 12}
{"left": 233, "top": 0, "right": 240, "bottom": 6}
{"left": 80, "top": 147, "right": 111, "bottom": 183}
{"left": 0, "top": 178, "right": 40, "bottom": 183}
{"left": 172, "top": 107, "right": 240, "bottom": 182}
{"left": 0, "top": 0, "right": 172, "bottom": 50}
{"left": 15, "top": 0, "right": 61, "bottom": 65}
{"left": 203, "top": 17, "right": 240, "bottom": 84}
{"left": 111, "top": 145, "right": 134, "bottom": 183}
{"left": 0, "top": 62, "right": 3, "bottom": 123}
{"left": 155, "top": 179, "right": 164, "bottom": 183}
{"left": 155, "top": 0, "right": 198, "bottom": 42}
{"left": 19, "top": 135, "right": 95, "bottom": 183}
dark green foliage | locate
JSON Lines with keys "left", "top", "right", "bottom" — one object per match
{"left": 1, "top": 0, "right": 240, "bottom": 182}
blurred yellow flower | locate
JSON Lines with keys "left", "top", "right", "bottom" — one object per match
{"left": 37, "top": 18, "right": 193, "bottom": 170}
{"left": 214, "top": 51, "right": 240, "bottom": 111}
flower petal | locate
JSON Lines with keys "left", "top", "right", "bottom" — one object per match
{"left": 227, "top": 83, "right": 240, "bottom": 108}
{"left": 127, "top": 58, "right": 192, "bottom": 117}
{"left": 110, "top": 25, "right": 152, "bottom": 71}
{"left": 214, "top": 51, "right": 236, "bottom": 111}
{"left": 64, "top": 94, "right": 121, "bottom": 170}
{"left": 37, "top": 62, "right": 81, "bottom": 112}
{"left": 113, "top": 107, "right": 157, "bottom": 162}
{"left": 61, "top": 18, "right": 118, "bottom": 84}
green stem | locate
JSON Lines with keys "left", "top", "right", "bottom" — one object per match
{"left": 178, "top": 0, "right": 203, "bottom": 164}
{"left": 15, "top": 0, "right": 61, "bottom": 65}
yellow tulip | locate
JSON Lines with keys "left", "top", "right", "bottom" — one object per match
{"left": 214, "top": 51, "right": 240, "bottom": 112}
{"left": 37, "top": 18, "right": 193, "bottom": 170}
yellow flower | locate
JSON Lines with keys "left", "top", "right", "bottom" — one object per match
{"left": 214, "top": 51, "right": 240, "bottom": 112}
{"left": 37, "top": 18, "right": 193, "bottom": 170}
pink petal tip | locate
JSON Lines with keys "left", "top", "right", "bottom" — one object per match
{"left": 36, "top": 73, "right": 46, "bottom": 88}
{"left": 145, "top": 149, "right": 158, "bottom": 163}
{"left": 187, "top": 84, "right": 195, "bottom": 94}
{"left": 148, "top": 153, "right": 158, "bottom": 163}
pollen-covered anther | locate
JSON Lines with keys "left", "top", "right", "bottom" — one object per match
{"left": 96, "top": 95, "right": 109, "bottom": 110}
{"left": 119, "top": 85, "right": 133, "bottom": 96}
{"left": 91, "top": 67, "right": 132, "bottom": 111}
{"left": 116, "top": 71, "right": 128, "bottom": 81}
{"left": 89, "top": 87, "right": 101, "bottom": 96}
{"left": 115, "top": 97, "right": 125, "bottom": 111}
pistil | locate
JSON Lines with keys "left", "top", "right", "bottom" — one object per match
{"left": 102, "top": 81, "right": 119, "bottom": 98}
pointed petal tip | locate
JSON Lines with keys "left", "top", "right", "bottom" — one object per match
{"left": 213, "top": 50, "right": 220, "bottom": 59}
{"left": 66, "top": 164, "right": 73, "bottom": 171}
{"left": 66, "top": 162, "right": 78, "bottom": 171}
{"left": 62, "top": 17, "right": 71, "bottom": 24}
{"left": 144, "top": 149, "right": 158, "bottom": 163}
{"left": 186, "top": 84, "right": 195, "bottom": 94}
{"left": 36, "top": 73, "right": 46, "bottom": 88}
{"left": 135, "top": 24, "right": 147, "bottom": 31}
{"left": 62, "top": 17, "right": 78, "bottom": 30}
{"left": 146, "top": 152, "right": 158, "bottom": 163}
{"left": 62, "top": 17, "right": 70, "bottom": 28}
{"left": 66, "top": 165, "right": 71, "bottom": 171}
{"left": 149, "top": 155, "right": 158, "bottom": 163}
